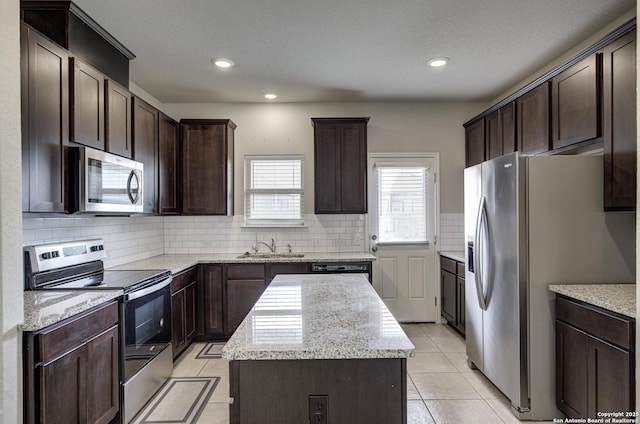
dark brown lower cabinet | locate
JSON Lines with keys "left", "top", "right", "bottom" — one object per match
{"left": 556, "top": 321, "right": 588, "bottom": 416}
{"left": 86, "top": 326, "right": 120, "bottom": 424}
{"left": 555, "top": 295, "right": 635, "bottom": 418}
{"left": 226, "top": 264, "right": 266, "bottom": 334}
{"left": 171, "top": 267, "right": 197, "bottom": 359}
{"left": 185, "top": 283, "right": 196, "bottom": 341}
{"left": 441, "top": 268, "right": 457, "bottom": 324}
{"left": 266, "top": 262, "right": 310, "bottom": 285}
{"left": 227, "top": 280, "right": 264, "bottom": 334}
{"left": 200, "top": 264, "right": 224, "bottom": 337}
{"left": 24, "top": 301, "right": 120, "bottom": 424}
{"left": 188, "top": 261, "right": 367, "bottom": 345}
{"left": 455, "top": 274, "right": 465, "bottom": 334}
{"left": 172, "top": 289, "right": 186, "bottom": 355}
{"left": 40, "top": 343, "right": 87, "bottom": 423}
{"left": 440, "top": 256, "right": 465, "bottom": 336}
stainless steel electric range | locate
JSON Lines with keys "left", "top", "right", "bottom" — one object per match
{"left": 24, "top": 239, "right": 173, "bottom": 424}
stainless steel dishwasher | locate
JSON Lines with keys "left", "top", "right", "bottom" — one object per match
{"left": 310, "top": 262, "right": 372, "bottom": 282}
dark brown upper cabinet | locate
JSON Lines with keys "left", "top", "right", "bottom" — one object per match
{"left": 105, "top": 79, "right": 132, "bottom": 158}
{"left": 180, "top": 119, "right": 235, "bottom": 215}
{"left": 21, "top": 24, "right": 69, "bottom": 213}
{"left": 69, "top": 57, "right": 104, "bottom": 150}
{"left": 498, "top": 102, "right": 517, "bottom": 156}
{"left": 517, "top": 82, "right": 551, "bottom": 155}
{"left": 158, "top": 113, "right": 180, "bottom": 215}
{"left": 21, "top": 1, "right": 134, "bottom": 88}
{"left": 478, "top": 102, "right": 516, "bottom": 164}
{"left": 312, "top": 117, "right": 369, "bottom": 213}
{"left": 464, "top": 118, "right": 485, "bottom": 167}
{"left": 132, "top": 97, "right": 159, "bottom": 214}
{"left": 485, "top": 111, "right": 500, "bottom": 160}
{"left": 603, "top": 30, "right": 636, "bottom": 211}
{"left": 552, "top": 54, "right": 601, "bottom": 150}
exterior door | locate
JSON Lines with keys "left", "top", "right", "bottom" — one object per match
{"left": 368, "top": 154, "right": 438, "bottom": 322}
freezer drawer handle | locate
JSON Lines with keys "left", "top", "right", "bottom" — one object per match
{"left": 474, "top": 196, "right": 488, "bottom": 311}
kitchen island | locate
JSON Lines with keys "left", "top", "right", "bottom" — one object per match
{"left": 222, "top": 273, "right": 414, "bottom": 424}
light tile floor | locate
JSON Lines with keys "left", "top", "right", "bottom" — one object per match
{"left": 170, "top": 323, "right": 553, "bottom": 423}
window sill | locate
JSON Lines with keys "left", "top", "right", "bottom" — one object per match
{"left": 241, "top": 222, "right": 308, "bottom": 228}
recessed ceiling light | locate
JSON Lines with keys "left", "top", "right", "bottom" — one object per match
{"left": 212, "top": 58, "right": 234, "bottom": 68}
{"left": 428, "top": 57, "right": 450, "bottom": 68}
{"left": 263, "top": 93, "right": 278, "bottom": 100}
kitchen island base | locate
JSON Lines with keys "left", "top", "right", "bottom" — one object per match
{"left": 229, "top": 358, "right": 407, "bottom": 424}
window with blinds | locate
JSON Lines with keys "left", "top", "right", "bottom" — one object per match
{"left": 244, "top": 155, "right": 304, "bottom": 226}
{"left": 376, "top": 165, "right": 429, "bottom": 243}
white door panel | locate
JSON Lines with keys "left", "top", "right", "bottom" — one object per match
{"left": 368, "top": 154, "right": 439, "bottom": 323}
{"left": 408, "top": 257, "right": 426, "bottom": 299}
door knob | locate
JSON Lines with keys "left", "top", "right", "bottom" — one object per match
{"left": 371, "top": 246, "right": 378, "bottom": 252}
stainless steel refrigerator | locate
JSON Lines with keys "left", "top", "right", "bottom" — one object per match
{"left": 464, "top": 152, "right": 635, "bottom": 420}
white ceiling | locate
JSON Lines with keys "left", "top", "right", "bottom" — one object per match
{"left": 73, "top": 0, "right": 635, "bottom": 103}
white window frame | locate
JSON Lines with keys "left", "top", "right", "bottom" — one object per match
{"left": 244, "top": 155, "right": 305, "bottom": 227}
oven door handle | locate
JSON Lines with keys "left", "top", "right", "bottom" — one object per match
{"left": 125, "top": 277, "right": 172, "bottom": 301}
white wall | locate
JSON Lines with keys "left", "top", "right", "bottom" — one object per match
{"left": 0, "top": 0, "right": 23, "bottom": 422}
{"left": 163, "top": 101, "right": 486, "bottom": 215}
{"left": 490, "top": 8, "right": 636, "bottom": 107}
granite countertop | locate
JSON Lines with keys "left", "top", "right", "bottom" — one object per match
{"left": 548, "top": 284, "right": 636, "bottom": 319}
{"left": 21, "top": 290, "right": 122, "bottom": 331}
{"left": 439, "top": 251, "right": 465, "bottom": 263}
{"left": 222, "top": 274, "right": 415, "bottom": 361}
{"left": 111, "top": 252, "right": 376, "bottom": 275}
{"left": 21, "top": 252, "right": 375, "bottom": 331}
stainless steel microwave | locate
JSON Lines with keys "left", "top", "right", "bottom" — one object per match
{"left": 66, "top": 146, "right": 144, "bottom": 213}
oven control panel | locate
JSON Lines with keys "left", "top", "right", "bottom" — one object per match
{"left": 24, "top": 239, "right": 106, "bottom": 273}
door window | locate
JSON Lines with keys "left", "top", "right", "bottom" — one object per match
{"left": 372, "top": 160, "right": 434, "bottom": 244}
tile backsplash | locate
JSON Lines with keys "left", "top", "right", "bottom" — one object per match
{"left": 22, "top": 215, "right": 164, "bottom": 268}
{"left": 163, "top": 214, "right": 366, "bottom": 254}
{"left": 22, "top": 212, "right": 463, "bottom": 265}
{"left": 439, "top": 213, "right": 464, "bottom": 251}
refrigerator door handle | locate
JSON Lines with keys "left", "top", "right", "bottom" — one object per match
{"left": 480, "top": 198, "right": 491, "bottom": 308}
{"left": 474, "top": 196, "right": 488, "bottom": 311}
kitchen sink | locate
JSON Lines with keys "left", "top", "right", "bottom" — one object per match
{"left": 236, "top": 252, "right": 305, "bottom": 259}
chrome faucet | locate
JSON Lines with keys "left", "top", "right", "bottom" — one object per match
{"left": 254, "top": 237, "right": 276, "bottom": 254}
